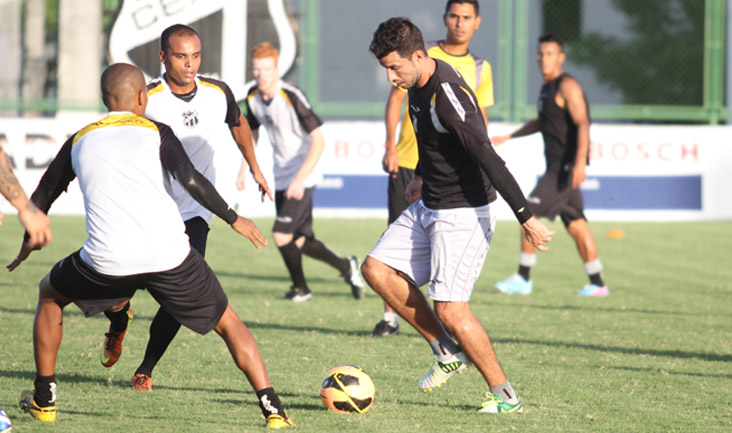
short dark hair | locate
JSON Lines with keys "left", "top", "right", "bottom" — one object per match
{"left": 160, "top": 24, "right": 200, "bottom": 53}
{"left": 445, "top": 0, "right": 479, "bottom": 16}
{"left": 369, "top": 17, "right": 426, "bottom": 60}
{"left": 538, "top": 33, "right": 564, "bottom": 50}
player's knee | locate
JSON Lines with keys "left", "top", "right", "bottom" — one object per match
{"left": 273, "top": 231, "right": 293, "bottom": 247}
{"left": 434, "top": 302, "right": 470, "bottom": 329}
{"left": 360, "top": 256, "right": 382, "bottom": 285}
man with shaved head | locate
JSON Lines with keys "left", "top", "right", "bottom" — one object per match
{"left": 10, "top": 63, "right": 293, "bottom": 428}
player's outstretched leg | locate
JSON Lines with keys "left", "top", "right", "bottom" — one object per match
{"left": 301, "top": 237, "right": 364, "bottom": 299}
{"left": 361, "top": 257, "right": 467, "bottom": 389}
{"left": 433, "top": 301, "right": 523, "bottom": 413}
{"left": 277, "top": 238, "right": 312, "bottom": 302}
{"left": 21, "top": 276, "right": 74, "bottom": 423}
{"left": 567, "top": 219, "right": 609, "bottom": 297}
{"left": 132, "top": 306, "right": 182, "bottom": 391}
{"left": 214, "top": 304, "right": 293, "bottom": 428}
{"left": 101, "top": 301, "right": 134, "bottom": 367}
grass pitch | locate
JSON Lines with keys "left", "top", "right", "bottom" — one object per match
{"left": 0, "top": 216, "right": 730, "bottom": 432}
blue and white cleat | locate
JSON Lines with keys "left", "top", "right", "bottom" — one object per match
{"left": 495, "top": 274, "right": 533, "bottom": 295}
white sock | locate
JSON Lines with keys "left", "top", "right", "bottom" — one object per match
{"left": 519, "top": 252, "right": 537, "bottom": 267}
{"left": 382, "top": 312, "right": 398, "bottom": 326}
{"left": 584, "top": 259, "right": 603, "bottom": 275}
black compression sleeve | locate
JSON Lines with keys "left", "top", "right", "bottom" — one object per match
{"left": 435, "top": 82, "right": 532, "bottom": 224}
{"left": 157, "top": 122, "right": 238, "bottom": 224}
{"left": 31, "top": 135, "right": 76, "bottom": 213}
{"left": 171, "top": 161, "right": 238, "bottom": 224}
{"left": 471, "top": 143, "right": 533, "bottom": 224}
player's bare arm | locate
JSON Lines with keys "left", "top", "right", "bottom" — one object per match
{"left": 383, "top": 87, "right": 406, "bottom": 177}
{"left": 521, "top": 216, "right": 555, "bottom": 252}
{"left": 490, "top": 119, "right": 540, "bottom": 146}
{"left": 560, "top": 77, "right": 590, "bottom": 188}
{"left": 237, "top": 127, "right": 259, "bottom": 191}
{"left": 231, "top": 114, "right": 273, "bottom": 201}
{"left": 1, "top": 147, "right": 52, "bottom": 248}
{"left": 285, "top": 126, "right": 325, "bottom": 201}
{"left": 404, "top": 174, "right": 422, "bottom": 204}
{"left": 231, "top": 217, "right": 268, "bottom": 249}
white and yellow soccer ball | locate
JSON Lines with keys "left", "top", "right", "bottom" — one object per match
{"left": 320, "top": 364, "right": 375, "bottom": 413}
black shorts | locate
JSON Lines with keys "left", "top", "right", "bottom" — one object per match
{"left": 527, "top": 162, "right": 586, "bottom": 227}
{"left": 50, "top": 249, "right": 228, "bottom": 335}
{"left": 273, "top": 187, "right": 315, "bottom": 238}
{"left": 388, "top": 166, "right": 415, "bottom": 224}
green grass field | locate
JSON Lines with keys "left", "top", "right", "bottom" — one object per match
{"left": 1, "top": 216, "right": 730, "bottom": 432}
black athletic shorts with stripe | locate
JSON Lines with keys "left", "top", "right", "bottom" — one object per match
{"left": 49, "top": 248, "right": 228, "bottom": 335}
{"left": 527, "top": 161, "right": 586, "bottom": 227}
{"left": 273, "top": 187, "right": 315, "bottom": 238}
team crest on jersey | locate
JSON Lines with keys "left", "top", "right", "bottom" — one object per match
{"left": 108, "top": 0, "right": 297, "bottom": 102}
{"left": 182, "top": 110, "right": 199, "bottom": 128}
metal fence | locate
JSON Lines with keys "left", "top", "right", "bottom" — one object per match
{"left": 0, "top": 0, "right": 727, "bottom": 123}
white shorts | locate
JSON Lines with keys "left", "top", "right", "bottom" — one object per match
{"left": 368, "top": 200, "right": 496, "bottom": 302}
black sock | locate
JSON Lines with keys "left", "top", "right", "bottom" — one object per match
{"left": 518, "top": 265, "right": 531, "bottom": 281}
{"left": 34, "top": 374, "right": 57, "bottom": 407}
{"left": 135, "top": 307, "right": 181, "bottom": 377}
{"left": 589, "top": 272, "right": 605, "bottom": 286}
{"left": 278, "top": 241, "right": 308, "bottom": 289}
{"left": 256, "top": 387, "right": 285, "bottom": 418}
{"left": 104, "top": 301, "right": 130, "bottom": 333}
{"left": 301, "top": 237, "right": 349, "bottom": 274}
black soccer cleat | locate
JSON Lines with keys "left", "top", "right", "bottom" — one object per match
{"left": 370, "top": 319, "right": 399, "bottom": 337}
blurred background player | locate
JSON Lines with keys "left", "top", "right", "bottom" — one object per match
{"left": 372, "top": 0, "right": 494, "bottom": 337}
{"left": 492, "top": 33, "right": 608, "bottom": 297}
{"left": 102, "top": 24, "right": 274, "bottom": 392}
{"left": 241, "top": 42, "right": 364, "bottom": 303}
{"left": 0, "top": 145, "right": 52, "bottom": 247}
{"left": 365, "top": 17, "right": 554, "bottom": 413}
{"left": 11, "top": 63, "right": 292, "bottom": 428}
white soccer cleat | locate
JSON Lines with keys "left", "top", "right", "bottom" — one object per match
{"left": 419, "top": 349, "right": 470, "bottom": 391}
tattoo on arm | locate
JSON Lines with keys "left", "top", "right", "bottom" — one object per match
{"left": 0, "top": 148, "right": 24, "bottom": 202}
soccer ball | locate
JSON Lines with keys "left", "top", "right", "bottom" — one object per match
{"left": 0, "top": 408, "right": 11, "bottom": 433}
{"left": 320, "top": 365, "right": 375, "bottom": 413}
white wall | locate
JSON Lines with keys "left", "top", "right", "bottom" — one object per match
{"left": 2, "top": 117, "right": 731, "bottom": 222}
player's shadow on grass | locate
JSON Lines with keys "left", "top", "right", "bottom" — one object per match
{"left": 605, "top": 365, "right": 732, "bottom": 380}
{"left": 395, "top": 396, "right": 475, "bottom": 411}
{"left": 483, "top": 299, "right": 703, "bottom": 317}
{"left": 494, "top": 336, "right": 732, "bottom": 363}
{"left": 244, "top": 321, "right": 370, "bottom": 338}
{"left": 0, "top": 369, "right": 137, "bottom": 387}
{"left": 213, "top": 394, "right": 322, "bottom": 411}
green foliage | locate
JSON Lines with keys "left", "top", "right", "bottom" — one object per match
{"left": 569, "top": 0, "right": 705, "bottom": 105}
{"left": 1, "top": 216, "right": 731, "bottom": 432}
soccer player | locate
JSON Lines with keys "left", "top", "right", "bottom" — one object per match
{"left": 365, "top": 18, "right": 554, "bottom": 413}
{"left": 0, "top": 145, "right": 52, "bottom": 247}
{"left": 241, "top": 42, "right": 364, "bottom": 303}
{"left": 492, "top": 33, "right": 608, "bottom": 297}
{"left": 104, "top": 24, "right": 274, "bottom": 392}
{"left": 372, "top": 0, "right": 494, "bottom": 337}
{"left": 9, "top": 63, "right": 293, "bottom": 429}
